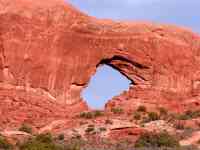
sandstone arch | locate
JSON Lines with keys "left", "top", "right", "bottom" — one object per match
{"left": 96, "top": 55, "right": 147, "bottom": 86}
{"left": 0, "top": 0, "right": 199, "bottom": 117}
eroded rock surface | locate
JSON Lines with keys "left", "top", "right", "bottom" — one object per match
{"left": 0, "top": 0, "right": 200, "bottom": 130}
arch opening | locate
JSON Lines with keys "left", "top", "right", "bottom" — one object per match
{"left": 81, "top": 63, "right": 132, "bottom": 110}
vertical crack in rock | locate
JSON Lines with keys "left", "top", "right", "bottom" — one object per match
{"left": 0, "top": 32, "right": 14, "bottom": 83}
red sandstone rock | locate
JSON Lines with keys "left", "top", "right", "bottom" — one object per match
{"left": 108, "top": 127, "right": 145, "bottom": 142}
{"left": 0, "top": 130, "right": 32, "bottom": 145}
{"left": 0, "top": 0, "right": 200, "bottom": 131}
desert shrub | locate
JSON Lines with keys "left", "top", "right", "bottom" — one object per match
{"left": 85, "top": 125, "right": 95, "bottom": 134}
{"left": 58, "top": 134, "right": 65, "bottom": 141}
{"left": 137, "top": 105, "right": 147, "bottom": 112}
{"left": 111, "top": 107, "right": 124, "bottom": 114}
{"left": 35, "top": 133, "right": 53, "bottom": 143}
{"left": 64, "top": 142, "right": 81, "bottom": 150}
{"left": 177, "top": 114, "right": 189, "bottom": 120}
{"left": 177, "top": 110, "right": 200, "bottom": 120}
{"left": 147, "top": 112, "right": 160, "bottom": 122}
{"left": 177, "top": 111, "right": 193, "bottom": 120}
{"left": 142, "top": 112, "right": 160, "bottom": 123}
{"left": 93, "top": 110, "right": 104, "bottom": 117}
{"left": 99, "top": 127, "right": 107, "bottom": 132}
{"left": 159, "top": 107, "right": 168, "bottom": 116}
{"left": 79, "top": 111, "right": 104, "bottom": 119}
{"left": 88, "top": 124, "right": 94, "bottom": 128}
{"left": 105, "top": 119, "right": 113, "bottom": 125}
{"left": 135, "top": 132, "right": 180, "bottom": 148}
{"left": 79, "top": 112, "right": 93, "bottom": 119}
{"left": 85, "top": 127, "right": 94, "bottom": 133}
{"left": 20, "top": 133, "right": 63, "bottom": 150}
{"left": 0, "top": 136, "right": 12, "bottom": 150}
{"left": 64, "top": 138, "right": 86, "bottom": 150}
{"left": 133, "top": 112, "right": 141, "bottom": 120}
{"left": 19, "top": 124, "right": 32, "bottom": 134}
{"left": 71, "top": 134, "right": 82, "bottom": 140}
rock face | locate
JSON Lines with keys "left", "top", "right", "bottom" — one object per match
{"left": 0, "top": 0, "right": 200, "bottom": 128}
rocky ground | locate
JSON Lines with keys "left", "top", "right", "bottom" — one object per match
{"left": 1, "top": 103, "right": 200, "bottom": 149}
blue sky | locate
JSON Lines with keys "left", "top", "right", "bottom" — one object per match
{"left": 82, "top": 65, "right": 131, "bottom": 109}
{"left": 69, "top": 0, "right": 200, "bottom": 109}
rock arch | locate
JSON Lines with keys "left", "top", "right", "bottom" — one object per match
{"left": 0, "top": 0, "right": 200, "bottom": 110}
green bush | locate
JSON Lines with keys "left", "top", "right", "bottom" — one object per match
{"left": 135, "top": 132, "right": 180, "bottom": 148}
{"left": 0, "top": 136, "right": 12, "bottom": 150}
{"left": 79, "top": 111, "right": 104, "bottom": 119}
{"left": 99, "top": 127, "right": 107, "bottom": 132}
{"left": 159, "top": 107, "right": 168, "bottom": 116}
{"left": 93, "top": 110, "right": 104, "bottom": 117}
{"left": 88, "top": 124, "right": 94, "bottom": 128}
{"left": 137, "top": 105, "right": 147, "bottom": 112}
{"left": 64, "top": 138, "right": 85, "bottom": 150}
{"left": 35, "top": 133, "right": 53, "bottom": 143}
{"left": 64, "top": 143, "right": 81, "bottom": 150}
{"left": 177, "top": 114, "right": 189, "bottom": 120}
{"left": 147, "top": 112, "right": 160, "bottom": 122}
{"left": 79, "top": 112, "right": 93, "bottom": 119}
{"left": 20, "top": 133, "right": 63, "bottom": 150}
{"left": 19, "top": 124, "right": 32, "bottom": 134}
{"left": 177, "top": 110, "right": 200, "bottom": 120}
{"left": 133, "top": 112, "right": 141, "bottom": 120}
{"left": 111, "top": 107, "right": 124, "bottom": 114}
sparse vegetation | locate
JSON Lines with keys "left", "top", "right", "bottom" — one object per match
{"left": 79, "top": 110, "right": 104, "bottom": 119}
{"left": 19, "top": 124, "right": 32, "bottom": 134}
{"left": 135, "top": 131, "right": 180, "bottom": 148}
{"left": 80, "top": 112, "right": 93, "bottom": 119}
{"left": 93, "top": 110, "right": 104, "bottom": 117}
{"left": 20, "top": 133, "right": 63, "bottom": 150}
{"left": 85, "top": 125, "right": 95, "bottom": 134}
{"left": 85, "top": 127, "right": 95, "bottom": 133}
{"left": 99, "top": 127, "right": 107, "bottom": 132}
{"left": 177, "top": 110, "right": 200, "bottom": 120}
{"left": 137, "top": 105, "right": 147, "bottom": 112}
{"left": 0, "top": 136, "right": 12, "bottom": 150}
{"left": 58, "top": 133, "right": 65, "bottom": 141}
{"left": 134, "top": 107, "right": 169, "bottom": 123}
{"left": 140, "top": 112, "right": 160, "bottom": 124}
{"left": 64, "top": 138, "right": 86, "bottom": 150}
{"left": 111, "top": 107, "right": 124, "bottom": 114}
{"left": 158, "top": 107, "right": 168, "bottom": 116}
{"left": 105, "top": 119, "right": 113, "bottom": 125}
{"left": 64, "top": 141, "right": 81, "bottom": 150}
{"left": 148, "top": 112, "right": 160, "bottom": 121}
{"left": 2, "top": 131, "right": 199, "bottom": 150}
{"left": 133, "top": 112, "right": 141, "bottom": 120}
